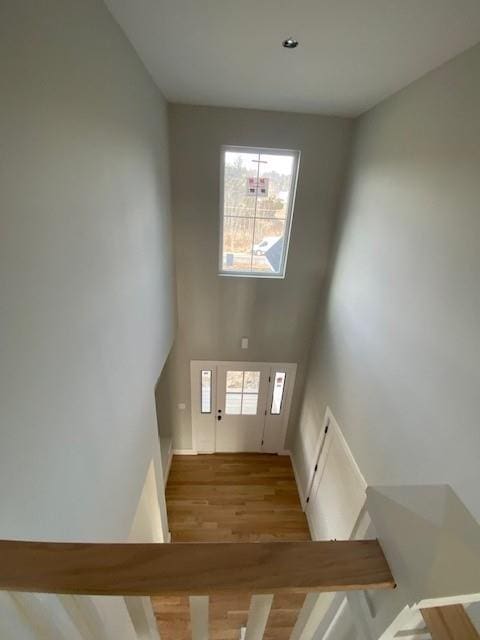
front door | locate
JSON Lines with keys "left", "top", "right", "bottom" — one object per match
{"left": 215, "top": 364, "right": 270, "bottom": 452}
{"left": 190, "top": 361, "right": 297, "bottom": 454}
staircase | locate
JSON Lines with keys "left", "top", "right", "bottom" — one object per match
{"left": 0, "top": 485, "right": 478, "bottom": 640}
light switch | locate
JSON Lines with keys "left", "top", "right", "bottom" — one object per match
{"left": 241, "top": 337, "right": 249, "bottom": 349}
{"left": 177, "top": 403, "right": 186, "bottom": 410}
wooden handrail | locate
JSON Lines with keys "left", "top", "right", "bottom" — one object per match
{"left": 0, "top": 539, "right": 394, "bottom": 596}
{"left": 421, "top": 605, "right": 480, "bottom": 640}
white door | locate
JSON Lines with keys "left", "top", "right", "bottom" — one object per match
{"left": 216, "top": 364, "right": 270, "bottom": 452}
{"left": 306, "top": 411, "right": 366, "bottom": 540}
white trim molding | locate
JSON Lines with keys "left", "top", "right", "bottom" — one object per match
{"left": 285, "top": 450, "right": 307, "bottom": 508}
{"left": 172, "top": 449, "right": 198, "bottom": 455}
{"left": 163, "top": 438, "right": 174, "bottom": 483}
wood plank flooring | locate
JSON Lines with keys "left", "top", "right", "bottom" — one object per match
{"left": 152, "top": 453, "right": 311, "bottom": 640}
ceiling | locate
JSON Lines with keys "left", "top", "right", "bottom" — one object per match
{"left": 105, "top": 0, "right": 480, "bottom": 117}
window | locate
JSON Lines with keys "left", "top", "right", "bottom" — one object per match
{"left": 219, "top": 146, "right": 300, "bottom": 278}
{"left": 200, "top": 370, "right": 212, "bottom": 413}
{"left": 225, "top": 370, "right": 260, "bottom": 415}
{"left": 270, "top": 371, "right": 286, "bottom": 415}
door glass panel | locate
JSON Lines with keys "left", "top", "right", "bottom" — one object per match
{"left": 224, "top": 370, "right": 261, "bottom": 416}
{"left": 242, "top": 394, "right": 258, "bottom": 415}
{"left": 271, "top": 372, "right": 286, "bottom": 415}
{"left": 225, "top": 393, "right": 242, "bottom": 415}
{"left": 226, "top": 370, "right": 244, "bottom": 393}
{"left": 200, "top": 370, "right": 212, "bottom": 413}
{"left": 244, "top": 371, "right": 260, "bottom": 392}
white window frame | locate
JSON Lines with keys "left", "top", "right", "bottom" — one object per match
{"left": 218, "top": 145, "right": 300, "bottom": 279}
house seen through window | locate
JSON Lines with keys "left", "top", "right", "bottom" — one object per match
{"left": 219, "top": 146, "right": 300, "bottom": 277}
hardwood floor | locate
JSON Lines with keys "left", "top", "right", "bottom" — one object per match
{"left": 152, "top": 453, "right": 311, "bottom": 640}
{"left": 166, "top": 453, "right": 310, "bottom": 542}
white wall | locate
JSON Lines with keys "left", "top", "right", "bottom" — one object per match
{"left": 293, "top": 42, "right": 480, "bottom": 522}
{"left": 158, "top": 104, "right": 352, "bottom": 449}
{"left": 0, "top": 0, "right": 175, "bottom": 541}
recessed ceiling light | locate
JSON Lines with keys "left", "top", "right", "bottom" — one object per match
{"left": 282, "top": 37, "right": 299, "bottom": 49}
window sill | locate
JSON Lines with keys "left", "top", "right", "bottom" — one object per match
{"left": 218, "top": 271, "right": 286, "bottom": 280}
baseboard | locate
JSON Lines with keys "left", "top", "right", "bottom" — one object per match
{"left": 305, "top": 508, "right": 317, "bottom": 540}
{"left": 290, "top": 452, "right": 316, "bottom": 538}
{"left": 172, "top": 449, "right": 198, "bottom": 455}
{"left": 165, "top": 441, "right": 173, "bottom": 483}
{"left": 284, "top": 449, "right": 306, "bottom": 508}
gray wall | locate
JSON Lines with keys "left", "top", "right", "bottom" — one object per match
{"left": 158, "top": 104, "right": 352, "bottom": 449}
{"left": 0, "top": 0, "right": 175, "bottom": 540}
{"left": 293, "top": 43, "right": 480, "bottom": 522}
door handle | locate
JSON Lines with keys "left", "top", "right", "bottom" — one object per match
{"left": 217, "top": 415, "right": 222, "bottom": 421}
